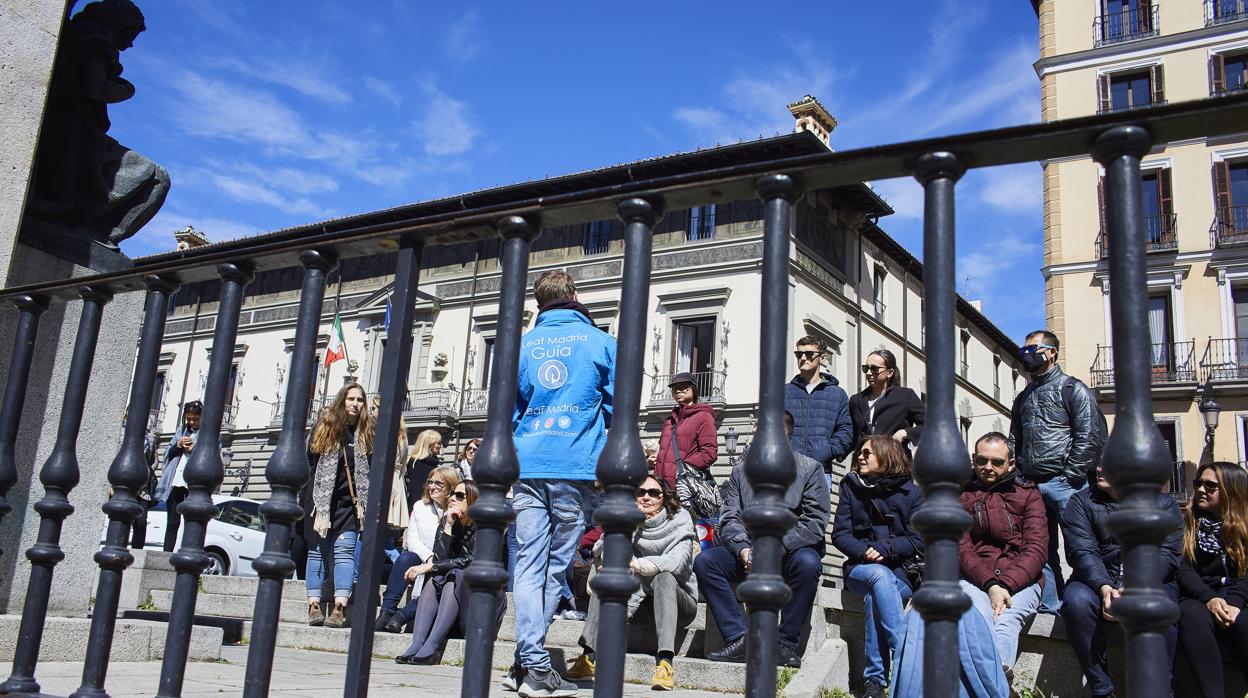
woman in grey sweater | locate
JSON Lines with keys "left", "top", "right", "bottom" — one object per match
{"left": 564, "top": 475, "right": 698, "bottom": 691}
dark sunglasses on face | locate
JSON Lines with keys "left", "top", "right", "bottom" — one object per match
{"left": 1194, "top": 478, "right": 1220, "bottom": 493}
{"left": 1019, "top": 344, "right": 1057, "bottom": 356}
{"left": 793, "top": 350, "right": 821, "bottom": 360}
{"left": 859, "top": 448, "right": 873, "bottom": 458}
{"left": 635, "top": 488, "right": 664, "bottom": 500}
{"left": 862, "top": 364, "right": 888, "bottom": 374}
{"left": 973, "top": 456, "right": 1008, "bottom": 467}
{"left": 451, "top": 491, "right": 468, "bottom": 501}
{"left": 428, "top": 480, "right": 447, "bottom": 490}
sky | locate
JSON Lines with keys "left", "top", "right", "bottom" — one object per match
{"left": 108, "top": 0, "right": 1044, "bottom": 343}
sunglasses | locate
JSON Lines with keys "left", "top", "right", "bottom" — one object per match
{"left": 1019, "top": 344, "right": 1057, "bottom": 355}
{"left": 467, "top": 446, "right": 478, "bottom": 453}
{"left": 635, "top": 487, "right": 664, "bottom": 500}
{"left": 451, "top": 491, "right": 468, "bottom": 501}
{"left": 794, "top": 350, "right": 822, "bottom": 360}
{"left": 862, "top": 364, "right": 888, "bottom": 374}
{"left": 973, "top": 456, "right": 1009, "bottom": 467}
{"left": 859, "top": 448, "right": 874, "bottom": 458}
{"left": 1193, "top": 478, "right": 1220, "bottom": 493}
{"left": 669, "top": 384, "right": 694, "bottom": 392}
{"left": 428, "top": 480, "right": 448, "bottom": 490}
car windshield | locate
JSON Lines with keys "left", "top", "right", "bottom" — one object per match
{"left": 216, "top": 500, "right": 264, "bottom": 532}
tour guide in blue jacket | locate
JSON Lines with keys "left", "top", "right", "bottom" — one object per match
{"left": 506, "top": 271, "right": 615, "bottom": 696}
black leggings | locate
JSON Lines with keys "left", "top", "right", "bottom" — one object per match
{"left": 163, "top": 486, "right": 188, "bottom": 552}
{"left": 1178, "top": 597, "right": 1248, "bottom": 698}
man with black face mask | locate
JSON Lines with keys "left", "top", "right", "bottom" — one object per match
{"left": 1008, "top": 330, "right": 1107, "bottom": 615}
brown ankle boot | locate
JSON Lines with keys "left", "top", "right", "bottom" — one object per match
{"left": 324, "top": 601, "right": 349, "bottom": 628}
{"left": 308, "top": 600, "right": 324, "bottom": 626}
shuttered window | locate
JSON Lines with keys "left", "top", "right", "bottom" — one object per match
{"left": 1212, "top": 53, "right": 1248, "bottom": 95}
{"left": 1099, "top": 65, "right": 1164, "bottom": 113}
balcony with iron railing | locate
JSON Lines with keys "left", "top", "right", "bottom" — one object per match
{"left": 1211, "top": 206, "right": 1248, "bottom": 248}
{"left": 1094, "top": 4, "right": 1158, "bottom": 46}
{"left": 459, "top": 387, "right": 490, "bottom": 418}
{"left": 1095, "top": 213, "right": 1177, "bottom": 258}
{"left": 1207, "top": 0, "right": 1248, "bottom": 25}
{"left": 402, "top": 387, "right": 459, "bottom": 423}
{"left": 1200, "top": 337, "right": 1248, "bottom": 384}
{"left": 1091, "top": 340, "right": 1198, "bottom": 389}
{"left": 647, "top": 370, "right": 727, "bottom": 408}
{"left": 1099, "top": 98, "right": 1168, "bottom": 115}
{"left": 269, "top": 397, "right": 325, "bottom": 427}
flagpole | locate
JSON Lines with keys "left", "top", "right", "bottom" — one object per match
{"left": 321, "top": 270, "right": 344, "bottom": 406}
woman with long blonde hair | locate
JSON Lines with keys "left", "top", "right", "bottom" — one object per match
{"left": 402, "top": 429, "right": 443, "bottom": 508}
{"left": 303, "top": 382, "right": 374, "bottom": 628}
{"left": 1178, "top": 461, "right": 1248, "bottom": 697}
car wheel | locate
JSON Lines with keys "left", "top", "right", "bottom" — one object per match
{"left": 204, "top": 549, "right": 229, "bottom": 576}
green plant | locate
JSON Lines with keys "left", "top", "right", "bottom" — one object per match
{"left": 447, "top": 657, "right": 465, "bottom": 667}
{"left": 1015, "top": 686, "right": 1048, "bottom": 698}
{"left": 137, "top": 592, "right": 156, "bottom": 611}
{"left": 777, "top": 666, "right": 799, "bottom": 695}
{"left": 819, "top": 689, "right": 851, "bottom": 698}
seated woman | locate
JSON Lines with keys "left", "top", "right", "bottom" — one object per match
{"left": 830, "top": 435, "right": 925, "bottom": 698}
{"left": 1178, "top": 461, "right": 1248, "bottom": 698}
{"left": 377, "top": 466, "right": 460, "bottom": 632}
{"left": 564, "top": 475, "right": 698, "bottom": 691}
{"left": 395, "top": 480, "right": 479, "bottom": 664}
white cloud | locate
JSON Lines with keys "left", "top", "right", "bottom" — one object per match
{"left": 124, "top": 206, "right": 264, "bottom": 257}
{"left": 167, "top": 71, "right": 310, "bottom": 149}
{"left": 443, "top": 11, "right": 482, "bottom": 61}
{"left": 212, "top": 56, "right": 352, "bottom": 106}
{"left": 871, "top": 178, "right": 925, "bottom": 221}
{"left": 957, "top": 232, "right": 1041, "bottom": 311}
{"left": 413, "top": 79, "right": 479, "bottom": 157}
{"left": 975, "top": 164, "right": 1042, "bottom": 215}
{"left": 208, "top": 172, "right": 335, "bottom": 218}
{"left": 364, "top": 76, "right": 402, "bottom": 107}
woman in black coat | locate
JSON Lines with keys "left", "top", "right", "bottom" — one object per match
{"left": 849, "top": 349, "right": 925, "bottom": 451}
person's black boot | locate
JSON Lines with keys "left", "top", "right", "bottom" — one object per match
{"left": 705, "top": 636, "right": 747, "bottom": 663}
{"left": 777, "top": 643, "right": 802, "bottom": 668}
{"left": 374, "top": 609, "right": 394, "bottom": 632}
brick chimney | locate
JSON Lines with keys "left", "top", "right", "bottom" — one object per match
{"left": 174, "top": 225, "right": 210, "bottom": 251}
{"left": 788, "top": 95, "right": 837, "bottom": 149}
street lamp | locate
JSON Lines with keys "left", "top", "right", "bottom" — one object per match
{"left": 724, "top": 427, "right": 739, "bottom": 455}
{"left": 1200, "top": 381, "right": 1222, "bottom": 450}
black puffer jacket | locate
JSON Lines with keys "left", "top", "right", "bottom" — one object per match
{"left": 1061, "top": 486, "right": 1182, "bottom": 591}
{"left": 1009, "top": 364, "right": 1106, "bottom": 482}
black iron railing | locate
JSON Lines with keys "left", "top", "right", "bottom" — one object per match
{"left": 1096, "top": 213, "right": 1178, "bottom": 257}
{"left": 1100, "top": 98, "right": 1168, "bottom": 115}
{"left": 648, "top": 370, "right": 726, "bottom": 406}
{"left": 268, "top": 397, "right": 324, "bottom": 426}
{"left": 459, "top": 387, "right": 489, "bottom": 417}
{"left": 402, "top": 387, "right": 458, "bottom": 416}
{"left": 1167, "top": 461, "right": 1191, "bottom": 503}
{"left": 0, "top": 92, "right": 1242, "bottom": 698}
{"left": 1091, "top": 340, "right": 1198, "bottom": 387}
{"left": 1211, "top": 206, "right": 1248, "bottom": 247}
{"left": 1094, "top": 4, "right": 1159, "bottom": 46}
{"left": 1207, "top": 0, "right": 1248, "bottom": 25}
{"left": 1200, "top": 337, "right": 1248, "bottom": 382}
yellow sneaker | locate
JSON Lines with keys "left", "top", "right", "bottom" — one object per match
{"left": 564, "top": 653, "right": 595, "bottom": 680}
{"left": 651, "top": 659, "right": 674, "bottom": 691}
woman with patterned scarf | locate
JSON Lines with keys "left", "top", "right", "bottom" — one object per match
{"left": 1178, "top": 461, "right": 1248, "bottom": 697}
{"left": 304, "top": 382, "right": 374, "bottom": 628}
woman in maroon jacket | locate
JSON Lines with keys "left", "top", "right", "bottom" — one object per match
{"left": 957, "top": 431, "right": 1048, "bottom": 680}
{"left": 653, "top": 372, "right": 718, "bottom": 491}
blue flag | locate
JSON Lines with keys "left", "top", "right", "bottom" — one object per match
{"left": 384, "top": 299, "right": 391, "bottom": 334}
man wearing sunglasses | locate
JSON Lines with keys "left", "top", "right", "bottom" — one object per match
{"left": 1008, "top": 329, "right": 1107, "bottom": 614}
{"left": 784, "top": 336, "right": 854, "bottom": 489}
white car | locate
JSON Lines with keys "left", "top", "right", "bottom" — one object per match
{"left": 140, "top": 494, "right": 267, "bottom": 576}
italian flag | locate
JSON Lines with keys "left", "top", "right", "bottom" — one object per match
{"left": 323, "top": 314, "right": 346, "bottom": 367}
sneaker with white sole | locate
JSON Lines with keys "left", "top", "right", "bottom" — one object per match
{"left": 518, "top": 668, "right": 579, "bottom": 697}
{"left": 502, "top": 664, "right": 524, "bottom": 692}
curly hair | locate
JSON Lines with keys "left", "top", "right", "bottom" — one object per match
{"left": 309, "top": 382, "right": 374, "bottom": 456}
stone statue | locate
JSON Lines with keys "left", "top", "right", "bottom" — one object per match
{"left": 27, "top": 0, "right": 169, "bottom": 250}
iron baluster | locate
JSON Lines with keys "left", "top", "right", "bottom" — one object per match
{"left": 1093, "top": 125, "right": 1179, "bottom": 698}
{"left": 344, "top": 237, "right": 423, "bottom": 697}
{"left": 1, "top": 287, "right": 111, "bottom": 694}
{"left": 909, "top": 152, "right": 973, "bottom": 697}
{"left": 590, "top": 198, "right": 662, "bottom": 698}
{"left": 0, "top": 294, "right": 49, "bottom": 561}
{"left": 459, "top": 215, "right": 538, "bottom": 698}
{"left": 738, "top": 174, "right": 802, "bottom": 698}
{"left": 244, "top": 250, "right": 337, "bottom": 697}
{"left": 157, "top": 263, "right": 253, "bottom": 698}
{"left": 75, "top": 275, "right": 179, "bottom": 698}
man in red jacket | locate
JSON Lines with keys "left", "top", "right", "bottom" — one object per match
{"left": 958, "top": 431, "right": 1049, "bottom": 682}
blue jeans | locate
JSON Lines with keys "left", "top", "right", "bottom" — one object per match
{"left": 694, "top": 544, "right": 823, "bottom": 648}
{"left": 306, "top": 529, "right": 359, "bottom": 599}
{"left": 960, "top": 579, "right": 1042, "bottom": 670}
{"left": 381, "top": 550, "right": 424, "bottom": 614}
{"left": 1061, "top": 580, "right": 1179, "bottom": 696}
{"left": 1035, "top": 474, "right": 1086, "bottom": 612}
{"left": 845, "top": 563, "right": 913, "bottom": 684}
{"left": 506, "top": 523, "right": 519, "bottom": 593}
{"left": 511, "top": 479, "right": 592, "bottom": 672}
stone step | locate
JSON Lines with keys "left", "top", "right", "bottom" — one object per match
{"left": 243, "top": 621, "right": 751, "bottom": 693}
{"left": 199, "top": 573, "right": 306, "bottom": 601}
{"left": 0, "top": 615, "right": 222, "bottom": 663}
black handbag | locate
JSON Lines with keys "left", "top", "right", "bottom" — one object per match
{"left": 670, "top": 426, "right": 721, "bottom": 520}
{"left": 869, "top": 497, "right": 925, "bottom": 588}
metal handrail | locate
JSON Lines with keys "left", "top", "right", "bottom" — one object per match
{"left": 1207, "top": 0, "right": 1248, "bottom": 25}
{"left": 1211, "top": 206, "right": 1248, "bottom": 247}
{"left": 648, "top": 370, "right": 727, "bottom": 406}
{"left": 1095, "top": 212, "right": 1178, "bottom": 257}
{"left": 401, "top": 386, "right": 459, "bottom": 415}
{"left": 1094, "top": 4, "right": 1159, "bottom": 46}
{"left": 1091, "top": 340, "right": 1198, "bottom": 387}
{"left": 1200, "top": 337, "right": 1248, "bottom": 382}
{"left": 1099, "top": 99, "right": 1169, "bottom": 115}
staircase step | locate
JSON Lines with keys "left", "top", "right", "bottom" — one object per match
{"left": 121, "top": 609, "right": 246, "bottom": 645}
{"left": 151, "top": 589, "right": 310, "bottom": 623}
{"left": 242, "top": 621, "right": 750, "bottom": 692}
{"left": 199, "top": 574, "right": 307, "bottom": 601}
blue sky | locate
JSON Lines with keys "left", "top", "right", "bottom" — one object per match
{"left": 110, "top": 0, "right": 1043, "bottom": 342}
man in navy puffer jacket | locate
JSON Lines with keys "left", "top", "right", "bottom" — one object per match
{"left": 785, "top": 335, "right": 854, "bottom": 487}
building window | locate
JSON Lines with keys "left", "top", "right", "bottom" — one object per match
{"left": 873, "top": 266, "right": 887, "bottom": 322}
{"left": 960, "top": 331, "right": 970, "bottom": 380}
{"left": 1214, "top": 160, "right": 1248, "bottom": 242}
{"left": 1147, "top": 294, "right": 1174, "bottom": 371}
{"left": 150, "top": 371, "right": 167, "bottom": 431}
{"left": 687, "top": 205, "right": 716, "bottom": 241}
{"left": 671, "top": 317, "right": 716, "bottom": 375}
{"left": 1095, "top": 0, "right": 1158, "bottom": 46}
{"left": 1207, "top": 0, "right": 1248, "bottom": 26}
{"left": 960, "top": 417, "right": 972, "bottom": 449}
{"left": 993, "top": 357, "right": 1002, "bottom": 402}
{"left": 1096, "top": 168, "right": 1175, "bottom": 254}
{"left": 583, "top": 220, "right": 612, "bottom": 256}
{"left": 1212, "top": 52, "right": 1248, "bottom": 96}
{"left": 1099, "top": 66, "right": 1164, "bottom": 113}
{"left": 480, "top": 337, "right": 496, "bottom": 388}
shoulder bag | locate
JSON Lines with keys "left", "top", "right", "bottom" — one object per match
{"left": 670, "top": 424, "right": 721, "bottom": 520}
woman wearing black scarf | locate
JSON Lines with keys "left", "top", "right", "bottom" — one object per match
{"left": 831, "top": 435, "right": 925, "bottom": 698}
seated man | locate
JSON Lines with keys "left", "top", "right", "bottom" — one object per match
{"left": 1060, "top": 464, "right": 1183, "bottom": 698}
{"left": 958, "top": 432, "right": 1048, "bottom": 684}
{"left": 696, "top": 410, "right": 830, "bottom": 668}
